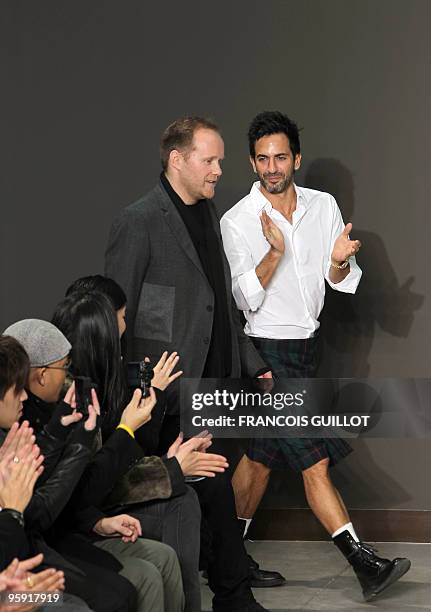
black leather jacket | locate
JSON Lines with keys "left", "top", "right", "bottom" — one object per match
{"left": 20, "top": 392, "right": 96, "bottom": 533}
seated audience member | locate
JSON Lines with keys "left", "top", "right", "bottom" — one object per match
{"left": 59, "top": 277, "right": 269, "bottom": 612}
{"left": 5, "top": 320, "right": 185, "bottom": 612}
{"left": 0, "top": 337, "right": 92, "bottom": 611}
{"left": 52, "top": 289, "right": 231, "bottom": 612}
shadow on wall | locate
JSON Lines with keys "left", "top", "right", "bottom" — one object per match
{"left": 304, "top": 158, "right": 425, "bottom": 377}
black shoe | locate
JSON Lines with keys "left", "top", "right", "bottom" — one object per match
{"left": 213, "top": 602, "right": 269, "bottom": 612}
{"left": 202, "top": 554, "right": 287, "bottom": 588}
{"left": 333, "top": 530, "right": 411, "bottom": 601}
{"left": 247, "top": 554, "right": 287, "bottom": 588}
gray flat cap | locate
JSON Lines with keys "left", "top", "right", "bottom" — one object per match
{"left": 3, "top": 319, "right": 71, "bottom": 367}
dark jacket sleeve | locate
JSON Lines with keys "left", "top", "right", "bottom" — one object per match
{"left": 71, "top": 505, "right": 107, "bottom": 534}
{"left": 134, "top": 387, "right": 167, "bottom": 455}
{"left": 35, "top": 427, "right": 69, "bottom": 486}
{"left": 0, "top": 513, "right": 29, "bottom": 569}
{"left": 230, "top": 296, "right": 268, "bottom": 377}
{"left": 68, "top": 428, "right": 144, "bottom": 511}
{"left": 24, "top": 426, "right": 95, "bottom": 533}
{"left": 162, "top": 456, "right": 186, "bottom": 497}
{"left": 105, "top": 205, "right": 151, "bottom": 359}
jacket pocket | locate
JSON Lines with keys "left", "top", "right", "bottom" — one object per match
{"left": 134, "top": 282, "right": 175, "bottom": 342}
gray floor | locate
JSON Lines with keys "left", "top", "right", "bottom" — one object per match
{"left": 201, "top": 541, "right": 431, "bottom": 611}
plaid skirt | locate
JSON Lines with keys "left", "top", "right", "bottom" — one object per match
{"left": 247, "top": 336, "right": 353, "bottom": 472}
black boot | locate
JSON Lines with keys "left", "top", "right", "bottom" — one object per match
{"left": 333, "top": 530, "right": 411, "bottom": 601}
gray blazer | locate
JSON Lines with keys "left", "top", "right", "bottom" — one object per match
{"left": 105, "top": 181, "right": 266, "bottom": 379}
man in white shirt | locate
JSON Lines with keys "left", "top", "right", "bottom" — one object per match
{"left": 221, "top": 111, "right": 410, "bottom": 601}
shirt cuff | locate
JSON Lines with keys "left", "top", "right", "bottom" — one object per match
{"left": 325, "top": 258, "right": 362, "bottom": 293}
{"left": 235, "top": 269, "right": 266, "bottom": 312}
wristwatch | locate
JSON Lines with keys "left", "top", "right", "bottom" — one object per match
{"left": 330, "top": 259, "right": 349, "bottom": 270}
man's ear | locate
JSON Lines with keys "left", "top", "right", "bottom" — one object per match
{"left": 36, "top": 367, "right": 47, "bottom": 387}
{"left": 169, "top": 149, "right": 183, "bottom": 172}
{"left": 249, "top": 155, "right": 257, "bottom": 174}
{"left": 294, "top": 153, "right": 302, "bottom": 171}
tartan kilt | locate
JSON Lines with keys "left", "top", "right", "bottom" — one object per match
{"left": 247, "top": 436, "right": 352, "bottom": 472}
{"left": 247, "top": 335, "right": 353, "bottom": 472}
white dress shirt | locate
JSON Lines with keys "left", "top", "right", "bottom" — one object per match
{"left": 220, "top": 182, "right": 362, "bottom": 339}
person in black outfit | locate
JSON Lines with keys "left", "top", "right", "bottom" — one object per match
{"left": 1, "top": 330, "right": 138, "bottom": 612}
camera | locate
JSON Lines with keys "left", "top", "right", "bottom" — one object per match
{"left": 127, "top": 361, "right": 154, "bottom": 398}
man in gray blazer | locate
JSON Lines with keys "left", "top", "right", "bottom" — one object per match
{"left": 105, "top": 120, "right": 266, "bottom": 382}
{"left": 105, "top": 117, "right": 281, "bottom": 612}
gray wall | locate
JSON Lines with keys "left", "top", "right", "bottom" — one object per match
{"left": 1, "top": 1, "right": 430, "bottom": 510}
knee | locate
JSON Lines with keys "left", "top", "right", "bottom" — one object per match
{"left": 183, "top": 485, "right": 201, "bottom": 523}
{"left": 161, "top": 545, "right": 183, "bottom": 585}
{"left": 155, "top": 541, "right": 181, "bottom": 575}
{"left": 302, "top": 458, "right": 330, "bottom": 484}
{"left": 125, "top": 557, "right": 164, "bottom": 592}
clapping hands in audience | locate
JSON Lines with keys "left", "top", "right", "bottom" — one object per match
{"left": 168, "top": 430, "right": 229, "bottom": 478}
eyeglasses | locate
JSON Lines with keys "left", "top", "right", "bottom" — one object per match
{"left": 31, "top": 360, "right": 72, "bottom": 373}
{"left": 45, "top": 365, "right": 70, "bottom": 372}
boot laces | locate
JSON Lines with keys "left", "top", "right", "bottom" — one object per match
{"left": 358, "top": 542, "right": 379, "bottom": 556}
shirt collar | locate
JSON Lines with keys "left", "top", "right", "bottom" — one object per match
{"left": 249, "top": 181, "right": 306, "bottom": 215}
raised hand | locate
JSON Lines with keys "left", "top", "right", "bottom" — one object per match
{"left": 152, "top": 352, "right": 183, "bottom": 391}
{"left": 0, "top": 422, "right": 35, "bottom": 463}
{"left": 0, "top": 445, "right": 44, "bottom": 512}
{"left": 167, "top": 430, "right": 213, "bottom": 458}
{"left": 83, "top": 388, "right": 101, "bottom": 432}
{"left": 331, "top": 223, "right": 361, "bottom": 264}
{"left": 260, "top": 211, "right": 285, "bottom": 254}
{"left": 93, "top": 514, "right": 142, "bottom": 543}
{"left": 169, "top": 433, "right": 229, "bottom": 478}
{"left": 61, "top": 381, "right": 83, "bottom": 427}
{"left": 119, "top": 387, "right": 157, "bottom": 432}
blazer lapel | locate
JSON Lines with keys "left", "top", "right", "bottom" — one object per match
{"left": 208, "top": 201, "right": 233, "bottom": 298}
{"left": 155, "top": 184, "right": 207, "bottom": 280}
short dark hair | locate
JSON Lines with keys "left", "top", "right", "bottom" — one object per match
{"left": 248, "top": 111, "right": 301, "bottom": 158}
{"left": 65, "top": 275, "right": 127, "bottom": 311}
{"left": 0, "top": 335, "right": 30, "bottom": 400}
{"left": 160, "top": 116, "right": 220, "bottom": 171}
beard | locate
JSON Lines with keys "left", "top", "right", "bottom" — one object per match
{"left": 259, "top": 171, "right": 294, "bottom": 194}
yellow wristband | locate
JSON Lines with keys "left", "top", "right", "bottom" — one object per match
{"left": 116, "top": 423, "right": 135, "bottom": 439}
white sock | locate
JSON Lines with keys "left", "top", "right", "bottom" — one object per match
{"left": 332, "top": 522, "right": 359, "bottom": 542}
{"left": 238, "top": 517, "right": 252, "bottom": 538}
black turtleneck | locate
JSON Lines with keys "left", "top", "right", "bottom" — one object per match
{"left": 160, "top": 173, "right": 232, "bottom": 377}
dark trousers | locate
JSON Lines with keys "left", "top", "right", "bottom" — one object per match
{"left": 158, "top": 416, "right": 256, "bottom": 612}
{"left": 118, "top": 487, "right": 202, "bottom": 612}
{"left": 193, "top": 471, "right": 254, "bottom": 612}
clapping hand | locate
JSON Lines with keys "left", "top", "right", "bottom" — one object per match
{"left": 260, "top": 211, "right": 285, "bottom": 254}
{"left": 168, "top": 430, "right": 229, "bottom": 478}
{"left": 331, "top": 223, "right": 361, "bottom": 264}
{"left": 0, "top": 443, "right": 44, "bottom": 512}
